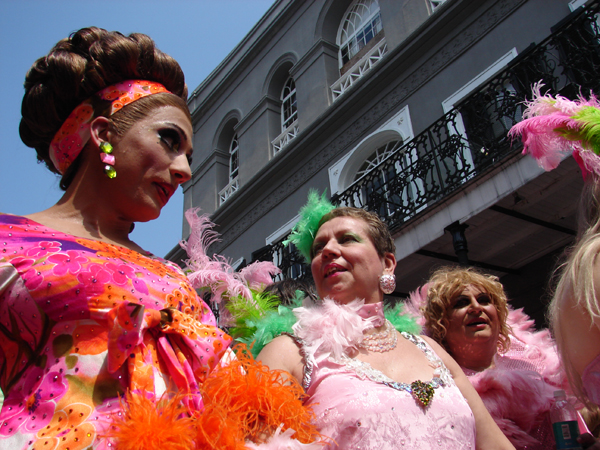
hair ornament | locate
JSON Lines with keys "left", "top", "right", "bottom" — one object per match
{"left": 508, "top": 82, "right": 600, "bottom": 179}
{"left": 284, "top": 190, "right": 335, "bottom": 262}
{"left": 50, "top": 80, "right": 170, "bottom": 175}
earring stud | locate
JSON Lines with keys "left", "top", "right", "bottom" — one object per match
{"left": 379, "top": 273, "right": 396, "bottom": 294}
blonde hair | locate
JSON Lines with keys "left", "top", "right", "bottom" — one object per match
{"left": 423, "top": 266, "right": 511, "bottom": 353}
{"left": 549, "top": 177, "right": 600, "bottom": 405}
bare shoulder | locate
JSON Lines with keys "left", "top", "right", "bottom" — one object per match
{"left": 257, "top": 334, "right": 304, "bottom": 383}
{"left": 419, "top": 335, "right": 465, "bottom": 376}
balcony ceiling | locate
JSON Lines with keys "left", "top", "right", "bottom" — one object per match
{"left": 394, "top": 156, "right": 583, "bottom": 296}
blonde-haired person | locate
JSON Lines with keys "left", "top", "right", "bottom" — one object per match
{"left": 420, "top": 266, "right": 588, "bottom": 449}
{"left": 551, "top": 178, "right": 600, "bottom": 407}
{"left": 508, "top": 84, "right": 600, "bottom": 448}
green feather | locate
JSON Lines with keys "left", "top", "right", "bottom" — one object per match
{"left": 385, "top": 302, "right": 421, "bottom": 334}
{"left": 571, "top": 106, "right": 600, "bottom": 155}
{"left": 226, "top": 290, "right": 281, "bottom": 340}
{"left": 235, "top": 294, "right": 304, "bottom": 357}
{"left": 284, "top": 190, "right": 335, "bottom": 262}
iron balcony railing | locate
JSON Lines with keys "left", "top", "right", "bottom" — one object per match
{"left": 252, "top": 1, "right": 600, "bottom": 279}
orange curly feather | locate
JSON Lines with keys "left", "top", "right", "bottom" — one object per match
{"left": 108, "top": 391, "right": 195, "bottom": 450}
{"left": 194, "top": 344, "right": 321, "bottom": 448}
{"left": 107, "top": 344, "right": 321, "bottom": 450}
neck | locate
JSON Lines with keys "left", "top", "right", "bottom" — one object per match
{"left": 446, "top": 340, "right": 497, "bottom": 372}
{"left": 27, "top": 182, "right": 138, "bottom": 251}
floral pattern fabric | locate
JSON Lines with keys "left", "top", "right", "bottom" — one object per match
{"left": 0, "top": 214, "right": 231, "bottom": 450}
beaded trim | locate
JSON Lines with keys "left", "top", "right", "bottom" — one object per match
{"left": 360, "top": 319, "right": 398, "bottom": 352}
{"left": 282, "top": 332, "right": 313, "bottom": 391}
{"left": 339, "top": 333, "right": 452, "bottom": 407}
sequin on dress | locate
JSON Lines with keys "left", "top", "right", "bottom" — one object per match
{"left": 0, "top": 214, "right": 232, "bottom": 450}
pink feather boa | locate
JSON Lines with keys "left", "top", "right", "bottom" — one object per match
{"left": 464, "top": 308, "right": 568, "bottom": 449}
{"left": 292, "top": 298, "right": 376, "bottom": 364}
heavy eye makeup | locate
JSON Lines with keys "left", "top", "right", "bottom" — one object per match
{"left": 452, "top": 296, "right": 471, "bottom": 309}
{"left": 311, "top": 232, "right": 362, "bottom": 257}
{"left": 341, "top": 232, "right": 362, "bottom": 243}
{"left": 158, "top": 127, "right": 193, "bottom": 164}
{"left": 158, "top": 128, "right": 181, "bottom": 152}
{"left": 452, "top": 293, "right": 492, "bottom": 309}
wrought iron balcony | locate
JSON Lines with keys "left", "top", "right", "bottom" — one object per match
{"left": 251, "top": 0, "right": 600, "bottom": 276}
{"left": 334, "top": 0, "right": 600, "bottom": 231}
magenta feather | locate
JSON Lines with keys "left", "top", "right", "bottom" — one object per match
{"left": 509, "top": 83, "right": 600, "bottom": 176}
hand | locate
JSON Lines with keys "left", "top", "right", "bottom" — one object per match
{"left": 579, "top": 432, "right": 600, "bottom": 449}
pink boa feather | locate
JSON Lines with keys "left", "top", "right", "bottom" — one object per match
{"left": 238, "top": 261, "right": 282, "bottom": 290}
{"left": 180, "top": 208, "right": 280, "bottom": 303}
{"left": 292, "top": 298, "right": 375, "bottom": 364}
{"left": 404, "top": 284, "right": 429, "bottom": 332}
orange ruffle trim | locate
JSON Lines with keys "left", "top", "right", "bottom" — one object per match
{"left": 107, "top": 344, "right": 322, "bottom": 450}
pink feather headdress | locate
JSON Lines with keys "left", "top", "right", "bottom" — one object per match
{"left": 508, "top": 82, "right": 600, "bottom": 178}
{"left": 179, "top": 208, "right": 281, "bottom": 304}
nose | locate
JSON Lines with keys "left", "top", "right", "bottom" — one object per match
{"left": 321, "top": 239, "right": 340, "bottom": 259}
{"left": 171, "top": 153, "right": 192, "bottom": 185}
{"left": 468, "top": 296, "right": 482, "bottom": 312}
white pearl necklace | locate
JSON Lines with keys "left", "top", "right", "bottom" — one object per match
{"left": 360, "top": 319, "right": 398, "bottom": 352}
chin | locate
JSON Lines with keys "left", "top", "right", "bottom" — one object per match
{"left": 128, "top": 206, "right": 162, "bottom": 223}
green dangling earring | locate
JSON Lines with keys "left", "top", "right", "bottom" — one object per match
{"left": 99, "top": 142, "right": 116, "bottom": 178}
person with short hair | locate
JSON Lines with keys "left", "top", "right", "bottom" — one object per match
{"left": 257, "top": 191, "right": 515, "bottom": 450}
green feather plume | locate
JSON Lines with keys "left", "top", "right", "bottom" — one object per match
{"left": 231, "top": 291, "right": 305, "bottom": 357}
{"left": 226, "top": 290, "right": 281, "bottom": 341}
{"left": 385, "top": 302, "right": 421, "bottom": 334}
{"left": 570, "top": 106, "right": 600, "bottom": 155}
{"left": 284, "top": 190, "right": 335, "bottom": 262}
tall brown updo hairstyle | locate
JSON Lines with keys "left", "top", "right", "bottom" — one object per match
{"left": 19, "top": 27, "right": 190, "bottom": 190}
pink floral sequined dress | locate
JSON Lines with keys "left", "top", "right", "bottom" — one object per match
{"left": 0, "top": 214, "right": 231, "bottom": 450}
{"left": 292, "top": 299, "right": 477, "bottom": 449}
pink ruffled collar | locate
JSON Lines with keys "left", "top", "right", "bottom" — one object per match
{"left": 357, "top": 302, "right": 386, "bottom": 328}
{"left": 292, "top": 298, "right": 380, "bottom": 363}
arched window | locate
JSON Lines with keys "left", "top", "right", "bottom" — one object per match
{"left": 338, "top": 0, "right": 382, "bottom": 68}
{"left": 229, "top": 134, "right": 239, "bottom": 181}
{"left": 354, "top": 140, "right": 402, "bottom": 180}
{"left": 281, "top": 77, "right": 297, "bottom": 130}
{"left": 355, "top": 139, "right": 417, "bottom": 219}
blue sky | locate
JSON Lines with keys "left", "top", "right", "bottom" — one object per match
{"left": 0, "top": 0, "right": 274, "bottom": 257}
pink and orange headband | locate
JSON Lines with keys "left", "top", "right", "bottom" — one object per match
{"left": 50, "top": 80, "right": 170, "bottom": 174}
